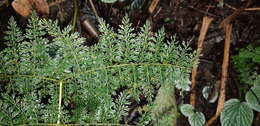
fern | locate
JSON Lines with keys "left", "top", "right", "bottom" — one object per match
{"left": 218, "top": 45, "right": 260, "bottom": 126}
{"left": 0, "top": 13, "right": 196, "bottom": 125}
{"left": 232, "top": 45, "right": 260, "bottom": 85}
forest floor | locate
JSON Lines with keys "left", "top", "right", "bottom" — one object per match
{"left": 0, "top": 0, "right": 260, "bottom": 125}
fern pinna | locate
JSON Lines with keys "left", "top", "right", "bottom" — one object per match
{"left": 0, "top": 13, "right": 197, "bottom": 125}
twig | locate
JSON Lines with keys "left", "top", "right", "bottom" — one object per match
{"left": 149, "top": 0, "right": 160, "bottom": 14}
{"left": 204, "top": 2, "right": 252, "bottom": 124}
{"left": 82, "top": 18, "right": 99, "bottom": 38}
{"left": 187, "top": 5, "right": 219, "bottom": 18}
{"left": 190, "top": 16, "right": 214, "bottom": 107}
{"left": 153, "top": 7, "right": 162, "bottom": 19}
{"left": 245, "top": 7, "right": 260, "bottom": 11}
{"left": 204, "top": 23, "right": 232, "bottom": 126}
{"left": 225, "top": 4, "right": 260, "bottom": 11}
{"left": 217, "top": 23, "right": 232, "bottom": 114}
{"left": 88, "top": 0, "right": 99, "bottom": 17}
{"left": 219, "top": 0, "right": 252, "bottom": 28}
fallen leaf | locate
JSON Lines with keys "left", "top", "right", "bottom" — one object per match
{"left": 12, "top": 0, "right": 49, "bottom": 17}
{"left": 12, "top": 0, "right": 32, "bottom": 17}
{"left": 30, "top": 0, "right": 49, "bottom": 17}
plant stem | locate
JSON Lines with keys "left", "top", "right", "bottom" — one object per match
{"left": 57, "top": 81, "right": 63, "bottom": 124}
{"left": 72, "top": 0, "right": 78, "bottom": 32}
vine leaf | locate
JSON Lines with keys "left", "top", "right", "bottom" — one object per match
{"left": 246, "top": 86, "right": 260, "bottom": 112}
{"left": 220, "top": 99, "right": 253, "bottom": 126}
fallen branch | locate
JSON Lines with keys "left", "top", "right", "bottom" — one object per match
{"left": 81, "top": 18, "right": 99, "bottom": 38}
{"left": 88, "top": 0, "right": 99, "bottom": 18}
{"left": 149, "top": 0, "right": 160, "bottom": 14}
{"left": 204, "top": 23, "right": 232, "bottom": 126}
{"left": 225, "top": 4, "right": 260, "bottom": 11}
{"left": 190, "top": 16, "right": 214, "bottom": 107}
{"left": 220, "top": 0, "right": 252, "bottom": 28}
{"left": 245, "top": 7, "right": 260, "bottom": 11}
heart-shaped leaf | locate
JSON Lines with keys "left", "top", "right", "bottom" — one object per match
{"left": 220, "top": 99, "right": 253, "bottom": 126}
{"left": 188, "top": 112, "right": 205, "bottom": 126}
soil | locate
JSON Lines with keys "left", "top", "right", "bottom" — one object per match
{"left": 0, "top": 0, "right": 260, "bottom": 125}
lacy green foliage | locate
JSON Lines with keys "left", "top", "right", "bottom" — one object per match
{"left": 232, "top": 45, "right": 260, "bottom": 85}
{"left": 219, "top": 45, "right": 260, "bottom": 126}
{"left": 0, "top": 13, "right": 196, "bottom": 125}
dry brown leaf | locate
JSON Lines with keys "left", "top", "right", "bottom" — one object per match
{"left": 12, "top": 0, "right": 49, "bottom": 17}
{"left": 12, "top": 0, "right": 32, "bottom": 17}
{"left": 31, "top": 0, "right": 49, "bottom": 17}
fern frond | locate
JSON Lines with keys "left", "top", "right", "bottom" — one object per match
{"left": 0, "top": 13, "right": 197, "bottom": 125}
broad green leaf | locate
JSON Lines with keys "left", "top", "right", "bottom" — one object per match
{"left": 188, "top": 112, "right": 205, "bottom": 126}
{"left": 180, "top": 104, "right": 194, "bottom": 117}
{"left": 246, "top": 86, "right": 260, "bottom": 112}
{"left": 220, "top": 99, "right": 253, "bottom": 126}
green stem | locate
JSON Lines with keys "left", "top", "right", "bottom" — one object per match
{"left": 62, "top": 63, "right": 184, "bottom": 81}
{"left": 57, "top": 81, "right": 63, "bottom": 124}
{"left": 0, "top": 74, "right": 59, "bottom": 82}
{"left": 72, "top": 0, "right": 78, "bottom": 32}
